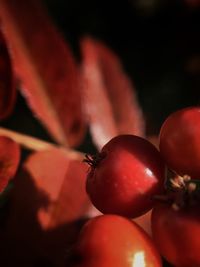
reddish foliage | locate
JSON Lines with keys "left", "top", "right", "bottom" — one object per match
{"left": 0, "top": 0, "right": 85, "bottom": 147}
{"left": 81, "top": 37, "right": 145, "bottom": 150}
{"left": 18, "top": 148, "right": 89, "bottom": 229}
{"left": 0, "top": 136, "right": 20, "bottom": 192}
{"left": 0, "top": 29, "right": 16, "bottom": 120}
{"left": 0, "top": 148, "right": 89, "bottom": 265}
{"left": 134, "top": 210, "right": 152, "bottom": 236}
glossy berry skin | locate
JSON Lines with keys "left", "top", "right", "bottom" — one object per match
{"left": 73, "top": 215, "right": 162, "bottom": 267}
{"left": 86, "top": 135, "right": 165, "bottom": 218}
{"left": 152, "top": 203, "right": 200, "bottom": 267}
{"left": 159, "top": 107, "right": 200, "bottom": 178}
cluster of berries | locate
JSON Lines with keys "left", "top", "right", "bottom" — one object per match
{"left": 72, "top": 107, "right": 200, "bottom": 267}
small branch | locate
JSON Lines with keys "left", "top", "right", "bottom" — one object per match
{"left": 0, "top": 127, "right": 83, "bottom": 160}
{"left": 0, "top": 127, "right": 54, "bottom": 151}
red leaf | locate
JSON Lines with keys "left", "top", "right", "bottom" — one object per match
{"left": 0, "top": 148, "right": 89, "bottom": 265}
{"left": 0, "top": 29, "right": 16, "bottom": 120}
{"left": 0, "top": 136, "right": 20, "bottom": 192}
{"left": 12, "top": 147, "right": 89, "bottom": 229}
{"left": 81, "top": 37, "right": 145, "bottom": 150}
{"left": 133, "top": 210, "right": 152, "bottom": 236}
{"left": 0, "top": 0, "right": 85, "bottom": 147}
{"left": 0, "top": 148, "right": 90, "bottom": 266}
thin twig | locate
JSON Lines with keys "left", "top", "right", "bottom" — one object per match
{"left": 0, "top": 127, "right": 83, "bottom": 160}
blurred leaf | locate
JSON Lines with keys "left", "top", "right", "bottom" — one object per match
{"left": 133, "top": 210, "right": 152, "bottom": 236}
{"left": 148, "top": 135, "right": 159, "bottom": 149}
{"left": 0, "top": 29, "right": 16, "bottom": 120}
{"left": 21, "top": 147, "right": 89, "bottom": 229}
{"left": 0, "top": 147, "right": 89, "bottom": 265}
{"left": 0, "top": 136, "right": 20, "bottom": 193}
{"left": 81, "top": 37, "right": 145, "bottom": 150}
{"left": 0, "top": 0, "right": 86, "bottom": 147}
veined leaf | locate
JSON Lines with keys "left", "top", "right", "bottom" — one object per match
{"left": 0, "top": 0, "right": 85, "bottom": 147}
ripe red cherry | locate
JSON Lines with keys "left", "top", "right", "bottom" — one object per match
{"left": 72, "top": 215, "right": 162, "bottom": 267}
{"left": 152, "top": 203, "right": 200, "bottom": 267}
{"left": 85, "top": 134, "right": 165, "bottom": 218}
{"left": 159, "top": 107, "right": 200, "bottom": 178}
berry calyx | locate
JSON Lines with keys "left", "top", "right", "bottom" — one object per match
{"left": 83, "top": 152, "right": 106, "bottom": 168}
{"left": 154, "top": 171, "right": 200, "bottom": 211}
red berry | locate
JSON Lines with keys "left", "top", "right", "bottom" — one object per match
{"left": 85, "top": 134, "right": 165, "bottom": 218}
{"left": 159, "top": 107, "right": 200, "bottom": 178}
{"left": 73, "top": 215, "right": 162, "bottom": 267}
{"left": 152, "top": 203, "right": 200, "bottom": 267}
